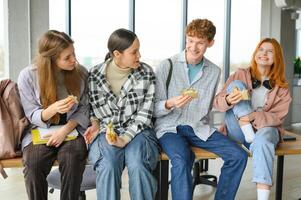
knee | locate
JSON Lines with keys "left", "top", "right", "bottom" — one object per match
{"left": 96, "top": 156, "right": 122, "bottom": 173}
{"left": 171, "top": 154, "right": 193, "bottom": 170}
{"left": 252, "top": 141, "right": 275, "bottom": 157}
{"left": 253, "top": 135, "right": 276, "bottom": 151}
{"left": 23, "top": 158, "right": 49, "bottom": 181}
{"left": 231, "top": 147, "right": 248, "bottom": 165}
{"left": 58, "top": 152, "right": 87, "bottom": 174}
{"left": 59, "top": 150, "right": 87, "bottom": 164}
{"left": 127, "top": 159, "right": 147, "bottom": 172}
{"left": 23, "top": 155, "right": 45, "bottom": 172}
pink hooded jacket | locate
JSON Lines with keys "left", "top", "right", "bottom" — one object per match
{"left": 213, "top": 68, "right": 292, "bottom": 138}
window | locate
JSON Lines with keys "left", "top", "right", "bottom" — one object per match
{"left": 52, "top": 0, "right": 261, "bottom": 76}
{"left": 230, "top": 0, "right": 261, "bottom": 73}
{"left": 188, "top": 0, "right": 225, "bottom": 72}
{"left": 188, "top": 0, "right": 226, "bottom": 125}
{"left": 71, "top": 0, "right": 129, "bottom": 68}
{"left": 49, "top": 0, "right": 263, "bottom": 127}
{"left": 0, "top": 0, "right": 7, "bottom": 78}
{"left": 49, "top": 0, "right": 68, "bottom": 32}
{"left": 135, "top": 0, "right": 182, "bottom": 68}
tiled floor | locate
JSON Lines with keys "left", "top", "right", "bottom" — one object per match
{"left": 1, "top": 124, "right": 301, "bottom": 200}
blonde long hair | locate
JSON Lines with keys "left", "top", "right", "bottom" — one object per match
{"left": 250, "top": 38, "right": 288, "bottom": 88}
{"left": 34, "top": 30, "right": 83, "bottom": 124}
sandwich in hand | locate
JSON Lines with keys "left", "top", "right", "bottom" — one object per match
{"left": 67, "top": 95, "right": 79, "bottom": 104}
{"left": 107, "top": 121, "right": 117, "bottom": 142}
{"left": 181, "top": 88, "right": 198, "bottom": 99}
{"left": 232, "top": 87, "right": 250, "bottom": 100}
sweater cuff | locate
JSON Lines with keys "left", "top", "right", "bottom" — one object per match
{"left": 158, "top": 100, "right": 174, "bottom": 113}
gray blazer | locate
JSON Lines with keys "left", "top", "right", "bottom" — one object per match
{"left": 18, "top": 65, "right": 90, "bottom": 148}
{"left": 154, "top": 51, "right": 220, "bottom": 141}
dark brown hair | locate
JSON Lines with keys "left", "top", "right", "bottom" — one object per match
{"left": 105, "top": 28, "right": 137, "bottom": 61}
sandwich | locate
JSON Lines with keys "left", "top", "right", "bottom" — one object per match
{"left": 181, "top": 88, "right": 198, "bottom": 99}
{"left": 68, "top": 95, "right": 79, "bottom": 104}
{"left": 107, "top": 121, "right": 117, "bottom": 142}
{"left": 232, "top": 87, "right": 250, "bottom": 100}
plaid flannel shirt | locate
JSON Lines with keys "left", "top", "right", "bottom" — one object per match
{"left": 88, "top": 60, "right": 155, "bottom": 141}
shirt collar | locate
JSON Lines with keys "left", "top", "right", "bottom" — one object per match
{"left": 179, "top": 50, "right": 209, "bottom": 68}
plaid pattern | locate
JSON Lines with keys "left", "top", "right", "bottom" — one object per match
{"left": 88, "top": 60, "right": 155, "bottom": 140}
{"left": 154, "top": 51, "right": 221, "bottom": 140}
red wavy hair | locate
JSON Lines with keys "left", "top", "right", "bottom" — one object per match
{"left": 250, "top": 38, "right": 288, "bottom": 88}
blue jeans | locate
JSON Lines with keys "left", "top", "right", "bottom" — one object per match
{"left": 225, "top": 80, "right": 254, "bottom": 147}
{"left": 225, "top": 80, "right": 280, "bottom": 185}
{"left": 159, "top": 125, "right": 248, "bottom": 200}
{"left": 88, "top": 128, "right": 159, "bottom": 200}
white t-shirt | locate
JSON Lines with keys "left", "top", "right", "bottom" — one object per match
{"left": 251, "top": 85, "right": 269, "bottom": 111}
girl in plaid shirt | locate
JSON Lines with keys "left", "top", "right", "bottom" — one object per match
{"left": 84, "top": 29, "right": 158, "bottom": 200}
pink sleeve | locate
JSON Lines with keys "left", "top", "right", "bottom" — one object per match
{"left": 252, "top": 88, "right": 291, "bottom": 130}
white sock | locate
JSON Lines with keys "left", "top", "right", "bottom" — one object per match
{"left": 257, "top": 188, "right": 270, "bottom": 200}
{"left": 240, "top": 123, "right": 255, "bottom": 143}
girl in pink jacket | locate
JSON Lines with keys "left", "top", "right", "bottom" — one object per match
{"left": 214, "top": 38, "right": 291, "bottom": 200}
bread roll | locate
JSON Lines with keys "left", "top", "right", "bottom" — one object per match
{"left": 68, "top": 95, "right": 79, "bottom": 104}
{"left": 107, "top": 121, "right": 117, "bottom": 142}
{"left": 181, "top": 88, "right": 198, "bottom": 99}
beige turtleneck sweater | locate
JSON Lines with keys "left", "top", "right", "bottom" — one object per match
{"left": 106, "top": 59, "right": 132, "bottom": 96}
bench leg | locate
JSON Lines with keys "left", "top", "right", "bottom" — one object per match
{"left": 192, "top": 159, "right": 217, "bottom": 194}
{"left": 78, "top": 191, "right": 86, "bottom": 200}
{"left": 155, "top": 160, "right": 169, "bottom": 200}
{"left": 275, "top": 155, "right": 284, "bottom": 200}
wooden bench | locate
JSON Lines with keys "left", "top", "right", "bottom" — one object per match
{"left": 154, "top": 130, "right": 301, "bottom": 200}
{"left": 0, "top": 158, "right": 59, "bottom": 178}
{"left": 1, "top": 131, "right": 301, "bottom": 200}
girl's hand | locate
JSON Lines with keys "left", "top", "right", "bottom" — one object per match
{"left": 165, "top": 95, "right": 193, "bottom": 109}
{"left": 238, "top": 112, "right": 256, "bottom": 126}
{"left": 42, "top": 97, "right": 76, "bottom": 122}
{"left": 226, "top": 92, "right": 242, "bottom": 106}
{"left": 84, "top": 123, "right": 100, "bottom": 144}
{"left": 45, "top": 129, "right": 67, "bottom": 147}
{"left": 105, "top": 128, "right": 129, "bottom": 148}
{"left": 50, "top": 97, "right": 75, "bottom": 114}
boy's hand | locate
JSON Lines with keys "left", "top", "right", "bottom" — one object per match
{"left": 165, "top": 95, "right": 193, "bottom": 109}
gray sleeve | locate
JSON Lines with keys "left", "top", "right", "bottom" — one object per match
{"left": 17, "top": 68, "right": 49, "bottom": 128}
{"left": 154, "top": 60, "right": 173, "bottom": 117}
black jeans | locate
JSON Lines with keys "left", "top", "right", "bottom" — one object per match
{"left": 22, "top": 136, "right": 87, "bottom": 200}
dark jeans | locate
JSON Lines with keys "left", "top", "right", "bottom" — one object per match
{"left": 22, "top": 136, "right": 87, "bottom": 200}
{"left": 159, "top": 125, "right": 248, "bottom": 200}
